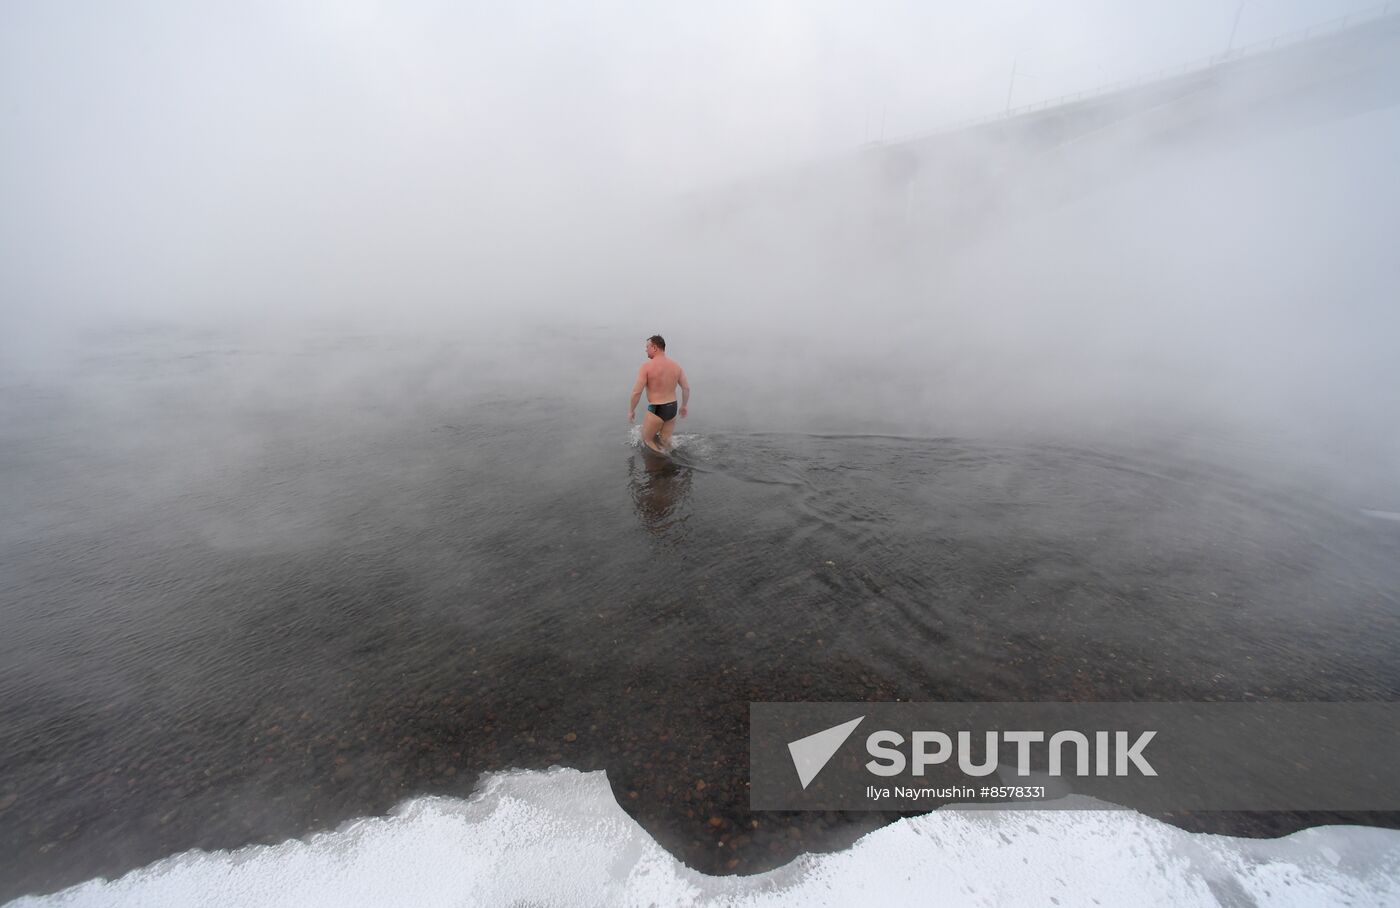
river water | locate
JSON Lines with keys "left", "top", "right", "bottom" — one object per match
{"left": 2, "top": 323, "right": 1398, "bottom": 900}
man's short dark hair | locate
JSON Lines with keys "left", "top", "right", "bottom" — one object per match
{"left": 648, "top": 335, "right": 666, "bottom": 351}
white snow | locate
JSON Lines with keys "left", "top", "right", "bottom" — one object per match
{"left": 8, "top": 768, "right": 1399, "bottom": 908}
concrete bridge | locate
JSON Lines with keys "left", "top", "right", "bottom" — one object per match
{"left": 686, "top": 5, "right": 1400, "bottom": 240}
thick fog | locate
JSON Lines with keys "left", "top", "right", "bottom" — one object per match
{"left": 2, "top": 0, "right": 1397, "bottom": 494}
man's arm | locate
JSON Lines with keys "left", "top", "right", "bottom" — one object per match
{"left": 628, "top": 364, "right": 647, "bottom": 422}
{"left": 679, "top": 367, "right": 690, "bottom": 418}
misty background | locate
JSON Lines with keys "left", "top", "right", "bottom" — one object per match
{"left": 1, "top": 0, "right": 1398, "bottom": 489}
{"left": 5, "top": 3, "right": 1400, "bottom": 896}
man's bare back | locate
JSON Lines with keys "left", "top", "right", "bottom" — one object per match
{"left": 641, "top": 356, "right": 684, "bottom": 404}
{"left": 628, "top": 335, "right": 690, "bottom": 453}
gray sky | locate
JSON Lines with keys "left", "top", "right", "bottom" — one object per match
{"left": 0, "top": 0, "right": 1390, "bottom": 322}
{"left": 1, "top": 3, "right": 1384, "bottom": 201}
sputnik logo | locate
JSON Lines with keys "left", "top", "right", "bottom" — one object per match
{"left": 787, "top": 716, "right": 864, "bottom": 789}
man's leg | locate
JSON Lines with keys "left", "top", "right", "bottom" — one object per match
{"left": 641, "top": 411, "right": 665, "bottom": 452}
{"left": 658, "top": 416, "right": 678, "bottom": 451}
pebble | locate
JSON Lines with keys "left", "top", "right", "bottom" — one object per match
{"left": 563, "top": 732, "right": 578, "bottom": 743}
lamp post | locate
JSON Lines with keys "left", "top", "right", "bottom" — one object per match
{"left": 1005, "top": 55, "right": 1035, "bottom": 115}
{"left": 1226, "top": 1, "right": 1248, "bottom": 55}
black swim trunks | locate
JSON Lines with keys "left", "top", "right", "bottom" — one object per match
{"left": 646, "top": 401, "right": 679, "bottom": 422}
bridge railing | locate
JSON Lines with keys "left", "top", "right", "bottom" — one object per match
{"left": 880, "top": 0, "right": 1397, "bottom": 146}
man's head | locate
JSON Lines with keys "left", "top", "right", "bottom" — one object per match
{"left": 645, "top": 334, "right": 666, "bottom": 358}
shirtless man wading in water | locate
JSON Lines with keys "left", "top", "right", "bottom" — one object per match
{"left": 629, "top": 335, "right": 689, "bottom": 453}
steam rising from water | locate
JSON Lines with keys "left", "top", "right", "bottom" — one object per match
{"left": 3, "top": 7, "right": 1400, "bottom": 899}
{"left": 4, "top": 1, "right": 1396, "bottom": 498}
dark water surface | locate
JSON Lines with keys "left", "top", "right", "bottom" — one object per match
{"left": 3, "top": 327, "right": 1399, "bottom": 900}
